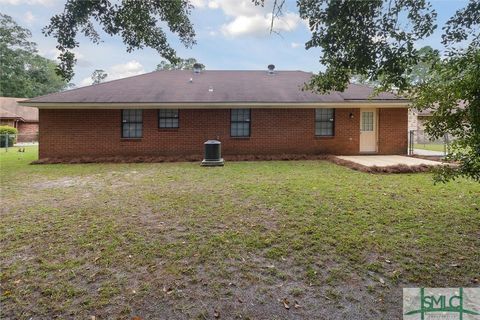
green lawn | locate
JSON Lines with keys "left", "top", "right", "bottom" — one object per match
{"left": 1, "top": 146, "right": 479, "bottom": 319}
{"left": 413, "top": 143, "right": 446, "bottom": 152}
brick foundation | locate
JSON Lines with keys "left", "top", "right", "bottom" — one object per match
{"left": 38, "top": 108, "right": 407, "bottom": 159}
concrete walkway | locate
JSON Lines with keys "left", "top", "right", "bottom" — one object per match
{"left": 336, "top": 155, "right": 443, "bottom": 167}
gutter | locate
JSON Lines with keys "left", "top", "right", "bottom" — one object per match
{"left": 20, "top": 101, "right": 410, "bottom": 109}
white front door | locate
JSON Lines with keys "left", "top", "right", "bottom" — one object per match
{"left": 360, "top": 109, "right": 377, "bottom": 153}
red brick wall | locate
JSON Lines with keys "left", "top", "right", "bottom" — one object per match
{"left": 17, "top": 122, "right": 39, "bottom": 142}
{"left": 38, "top": 108, "right": 407, "bottom": 159}
{"left": 377, "top": 108, "right": 408, "bottom": 154}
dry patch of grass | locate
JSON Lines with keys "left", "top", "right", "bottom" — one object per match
{"left": 1, "top": 146, "right": 479, "bottom": 319}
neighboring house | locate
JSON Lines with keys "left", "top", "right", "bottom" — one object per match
{"left": 409, "top": 108, "right": 439, "bottom": 145}
{"left": 408, "top": 108, "right": 433, "bottom": 132}
{"left": 21, "top": 67, "right": 409, "bottom": 160}
{"left": 409, "top": 100, "right": 467, "bottom": 132}
{"left": 0, "top": 97, "right": 39, "bottom": 142}
{"left": 408, "top": 104, "right": 461, "bottom": 145}
{"left": 408, "top": 108, "right": 436, "bottom": 145}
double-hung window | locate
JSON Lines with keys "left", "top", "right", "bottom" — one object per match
{"left": 122, "top": 109, "right": 142, "bottom": 138}
{"left": 315, "top": 108, "right": 335, "bottom": 136}
{"left": 159, "top": 109, "right": 179, "bottom": 128}
{"left": 231, "top": 109, "right": 250, "bottom": 137}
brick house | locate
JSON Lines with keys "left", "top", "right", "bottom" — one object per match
{"left": 21, "top": 68, "right": 409, "bottom": 160}
{"left": 0, "top": 97, "right": 39, "bottom": 142}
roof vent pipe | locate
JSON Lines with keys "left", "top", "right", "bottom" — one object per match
{"left": 267, "top": 64, "right": 275, "bottom": 74}
{"left": 193, "top": 63, "right": 203, "bottom": 74}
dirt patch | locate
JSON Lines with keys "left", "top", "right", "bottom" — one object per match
{"left": 32, "top": 177, "right": 92, "bottom": 189}
{"left": 31, "top": 171, "right": 148, "bottom": 190}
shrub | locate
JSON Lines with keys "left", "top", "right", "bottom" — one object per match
{"left": 0, "top": 126, "right": 18, "bottom": 147}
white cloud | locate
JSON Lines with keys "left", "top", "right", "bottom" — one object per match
{"left": 80, "top": 77, "right": 93, "bottom": 87}
{"left": 79, "top": 60, "right": 146, "bottom": 87}
{"left": 108, "top": 60, "right": 145, "bottom": 80}
{"left": 208, "top": 0, "right": 265, "bottom": 16}
{"left": 273, "top": 12, "right": 302, "bottom": 32}
{"left": 221, "top": 15, "right": 268, "bottom": 37}
{"left": 221, "top": 12, "right": 302, "bottom": 37}
{"left": 190, "top": 0, "right": 207, "bottom": 8}
{"left": 291, "top": 42, "right": 302, "bottom": 48}
{"left": 23, "top": 11, "right": 35, "bottom": 24}
{"left": 202, "top": 0, "right": 302, "bottom": 37}
{"left": 207, "top": 1, "right": 219, "bottom": 9}
{"left": 0, "top": 0, "right": 56, "bottom": 5}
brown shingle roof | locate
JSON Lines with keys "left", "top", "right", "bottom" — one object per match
{"left": 0, "top": 97, "right": 38, "bottom": 122}
{"left": 23, "top": 70, "right": 404, "bottom": 105}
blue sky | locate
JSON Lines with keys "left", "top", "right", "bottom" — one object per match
{"left": 0, "top": 0, "right": 469, "bottom": 87}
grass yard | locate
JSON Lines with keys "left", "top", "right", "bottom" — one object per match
{"left": 413, "top": 143, "right": 446, "bottom": 152}
{"left": 1, "top": 146, "right": 479, "bottom": 319}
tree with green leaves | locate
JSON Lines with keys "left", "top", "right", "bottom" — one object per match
{"left": 0, "top": 14, "right": 68, "bottom": 98}
{"left": 406, "top": 46, "right": 441, "bottom": 86}
{"left": 91, "top": 69, "right": 108, "bottom": 85}
{"left": 352, "top": 46, "right": 441, "bottom": 88}
{"left": 43, "top": 0, "right": 196, "bottom": 81}
{"left": 156, "top": 57, "right": 204, "bottom": 71}
{"left": 415, "top": 49, "right": 480, "bottom": 182}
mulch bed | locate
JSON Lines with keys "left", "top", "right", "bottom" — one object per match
{"left": 328, "top": 156, "right": 436, "bottom": 174}
{"left": 32, "top": 154, "right": 440, "bottom": 174}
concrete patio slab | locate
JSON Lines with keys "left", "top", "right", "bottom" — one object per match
{"left": 336, "top": 155, "right": 443, "bottom": 167}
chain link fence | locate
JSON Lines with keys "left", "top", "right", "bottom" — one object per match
{"left": 408, "top": 130, "right": 451, "bottom": 156}
{"left": 1, "top": 131, "right": 453, "bottom": 156}
{"left": 0, "top": 133, "right": 38, "bottom": 149}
